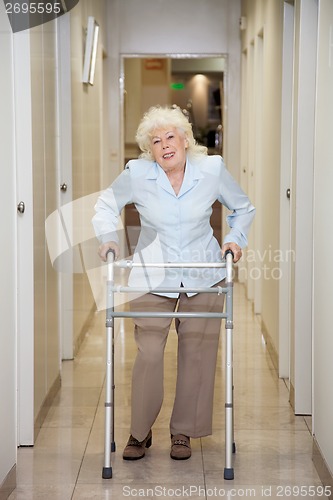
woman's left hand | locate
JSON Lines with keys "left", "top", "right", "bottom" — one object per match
{"left": 221, "top": 242, "right": 242, "bottom": 263}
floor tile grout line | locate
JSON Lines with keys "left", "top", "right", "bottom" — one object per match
{"left": 70, "top": 373, "right": 106, "bottom": 499}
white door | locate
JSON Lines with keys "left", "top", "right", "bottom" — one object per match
{"left": 289, "top": 0, "right": 318, "bottom": 414}
{"left": 279, "top": 1, "right": 294, "bottom": 379}
{"left": 0, "top": 1, "right": 19, "bottom": 478}
{"left": 0, "top": 2, "right": 36, "bottom": 448}
{"left": 13, "top": 30, "right": 35, "bottom": 444}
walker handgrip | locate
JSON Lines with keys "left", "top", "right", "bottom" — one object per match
{"left": 106, "top": 248, "right": 116, "bottom": 262}
{"left": 224, "top": 249, "right": 235, "bottom": 260}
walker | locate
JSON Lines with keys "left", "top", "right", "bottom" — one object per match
{"left": 102, "top": 250, "right": 235, "bottom": 480}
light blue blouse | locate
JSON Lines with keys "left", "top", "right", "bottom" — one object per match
{"left": 92, "top": 155, "right": 255, "bottom": 296}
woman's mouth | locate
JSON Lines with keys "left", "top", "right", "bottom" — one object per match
{"left": 163, "top": 152, "right": 175, "bottom": 159}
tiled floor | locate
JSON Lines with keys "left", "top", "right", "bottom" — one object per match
{"left": 10, "top": 283, "right": 323, "bottom": 499}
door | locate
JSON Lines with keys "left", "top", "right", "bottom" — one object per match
{"left": 279, "top": 1, "right": 294, "bottom": 379}
{"left": 13, "top": 29, "right": 35, "bottom": 445}
{"left": 289, "top": 0, "right": 318, "bottom": 414}
{"left": 0, "top": 1, "right": 19, "bottom": 481}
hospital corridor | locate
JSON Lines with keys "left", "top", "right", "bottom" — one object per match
{"left": 9, "top": 284, "right": 323, "bottom": 499}
{"left": 1, "top": 0, "right": 333, "bottom": 499}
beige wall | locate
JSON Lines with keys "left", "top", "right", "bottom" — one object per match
{"left": 70, "top": 0, "right": 107, "bottom": 351}
{"left": 240, "top": 0, "right": 283, "bottom": 360}
{"left": 141, "top": 58, "right": 171, "bottom": 117}
{"left": 124, "top": 58, "right": 142, "bottom": 147}
{"left": 124, "top": 57, "right": 171, "bottom": 148}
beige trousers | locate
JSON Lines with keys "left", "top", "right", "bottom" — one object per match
{"left": 129, "top": 282, "right": 225, "bottom": 441}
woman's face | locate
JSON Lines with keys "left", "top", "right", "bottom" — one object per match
{"left": 150, "top": 127, "right": 188, "bottom": 172}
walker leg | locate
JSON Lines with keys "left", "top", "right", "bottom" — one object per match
{"left": 224, "top": 322, "right": 235, "bottom": 480}
{"left": 224, "top": 255, "right": 234, "bottom": 480}
{"left": 102, "top": 467, "right": 112, "bottom": 479}
{"left": 103, "top": 253, "right": 116, "bottom": 479}
{"left": 232, "top": 384, "right": 236, "bottom": 454}
{"left": 103, "top": 322, "right": 115, "bottom": 478}
{"left": 224, "top": 467, "right": 234, "bottom": 480}
{"left": 224, "top": 325, "right": 234, "bottom": 480}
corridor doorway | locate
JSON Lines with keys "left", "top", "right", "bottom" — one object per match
{"left": 121, "top": 55, "right": 226, "bottom": 255}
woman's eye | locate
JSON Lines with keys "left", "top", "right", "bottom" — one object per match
{"left": 153, "top": 139, "right": 160, "bottom": 145}
{"left": 167, "top": 135, "right": 174, "bottom": 140}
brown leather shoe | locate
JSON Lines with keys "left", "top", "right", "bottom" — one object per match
{"left": 122, "top": 430, "right": 152, "bottom": 460}
{"left": 170, "top": 434, "right": 191, "bottom": 460}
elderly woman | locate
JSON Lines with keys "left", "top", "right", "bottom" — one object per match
{"left": 92, "top": 105, "right": 255, "bottom": 461}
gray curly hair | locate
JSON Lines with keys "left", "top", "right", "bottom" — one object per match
{"left": 135, "top": 105, "right": 207, "bottom": 160}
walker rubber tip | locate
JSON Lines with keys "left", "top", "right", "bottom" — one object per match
{"left": 102, "top": 467, "right": 112, "bottom": 479}
{"left": 224, "top": 467, "right": 234, "bottom": 480}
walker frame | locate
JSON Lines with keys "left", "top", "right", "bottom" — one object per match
{"left": 102, "top": 250, "right": 235, "bottom": 480}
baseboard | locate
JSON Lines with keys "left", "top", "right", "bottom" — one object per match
{"left": 261, "top": 317, "right": 279, "bottom": 372}
{"left": 313, "top": 438, "right": 333, "bottom": 499}
{"left": 34, "top": 373, "right": 61, "bottom": 441}
{"left": 73, "top": 304, "right": 96, "bottom": 357}
{"left": 29, "top": 305, "right": 96, "bottom": 442}
{"left": 289, "top": 381, "right": 295, "bottom": 411}
{"left": 0, "top": 465, "right": 16, "bottom": 500}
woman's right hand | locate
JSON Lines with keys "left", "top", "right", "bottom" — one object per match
{"left": 98, "top": 241, "right": 120, "bottom": 262}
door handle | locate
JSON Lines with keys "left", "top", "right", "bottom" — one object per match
{"left": 17, "top": 201, "right": 25, "bottom": 214}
